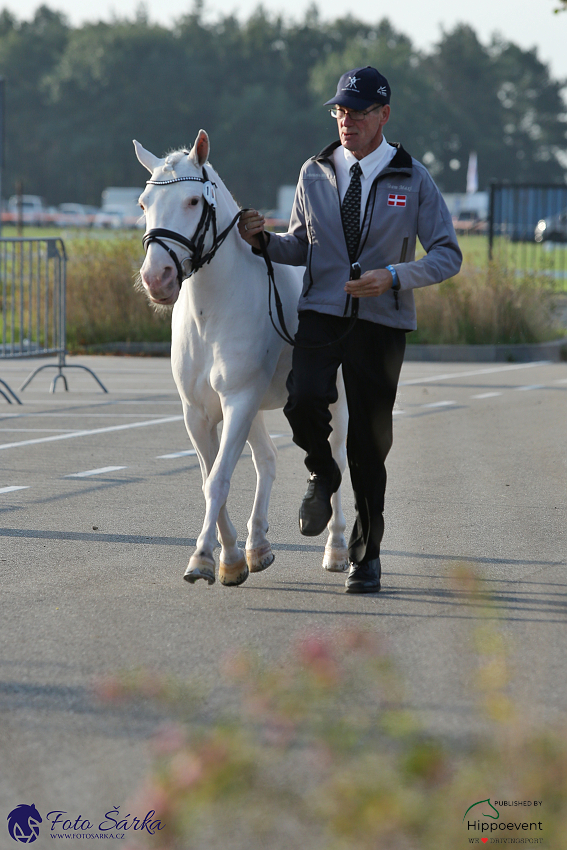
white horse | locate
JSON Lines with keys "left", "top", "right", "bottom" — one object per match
{"left": 134, "top": 130, "right": 349, "bottom": 586}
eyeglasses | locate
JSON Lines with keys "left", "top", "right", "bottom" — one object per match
{"left": 329, "top": 105, "right": 383, "bottom": 121}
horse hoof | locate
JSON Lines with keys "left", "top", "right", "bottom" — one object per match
{"left": 246, "top": 542, "right": 275, "bottom": 573}
{"left": 219, "top": 555, "right": 249, "bottom": 587}
{"left": 184, "top": 556, "right": 216, "bottom": 586}
{"left": 322, "top": 546, "right": 349, "bottom": 573}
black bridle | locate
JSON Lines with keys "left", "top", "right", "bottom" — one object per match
{"left": 142, "top": 166, "right": 242, "bottom": 285}
{"left": 142, "top": 165, "right": 358, "bottom": 349}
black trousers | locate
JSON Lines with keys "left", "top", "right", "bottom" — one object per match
{"left": 283, "top": 310, "right": 406, "bottom": 566}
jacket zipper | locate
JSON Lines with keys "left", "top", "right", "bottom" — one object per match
{"left": 304, "top": 222, "right": 315, "bottom": 295}
{"left": 394, "top": 236, "right": 409, "bottom": 311}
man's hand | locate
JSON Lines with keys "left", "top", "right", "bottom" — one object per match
{"left": 344, "top": 268, "right": 394, "bottom": 298}
{"left": 238, "top": 209, "right": 265, "bottom": 250}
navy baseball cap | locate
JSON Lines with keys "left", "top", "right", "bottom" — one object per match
{"left": 324, "top": 66, "right": 391, "bottom": 110}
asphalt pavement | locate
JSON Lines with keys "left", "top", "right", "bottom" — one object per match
{"left": 0, "top": 354, "right": 565, "bottom": 847}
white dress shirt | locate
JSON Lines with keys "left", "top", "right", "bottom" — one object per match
{"left": 333, "top": 136, "right": 397, "bottom": 225}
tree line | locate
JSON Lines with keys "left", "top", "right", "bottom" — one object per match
{"left": 1, "top": 3, "right": 566, "bottom": 209}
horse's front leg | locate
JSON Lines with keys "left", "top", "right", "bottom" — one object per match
{"left": 245, "top": 411, "right": 277, "bottom": 573}
{"left": 185, "top": 394, "right": 261, "bottom": 588}
{"left": 181, "top": 405, "right": 227, "bottom": 586}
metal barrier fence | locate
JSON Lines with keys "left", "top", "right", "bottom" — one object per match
{"left": 0, "top": 237, "right": 107, "bottom": 403}
{"left": 488, "top": 183, "right": 567, "bottom": 288}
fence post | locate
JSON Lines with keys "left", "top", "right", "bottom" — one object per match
{"left": 488, "top": 181, "right": 496, "bottom": 262}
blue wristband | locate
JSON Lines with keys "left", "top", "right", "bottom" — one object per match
{"left": 386, "top": 264, "right": 400, "bottom": 291}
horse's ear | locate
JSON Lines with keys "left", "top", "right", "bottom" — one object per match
{"left": 133, "top": 140, "right": 162, "bottom": 173}
{"left": 191, "top": 130, "right": 210, "bottom": 167}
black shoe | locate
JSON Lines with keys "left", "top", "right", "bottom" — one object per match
{"left": 345, "top": 558, "right": 381, "bottom": 594}
{"left": 298, "top": 462, "right": 341, "bottom": 537}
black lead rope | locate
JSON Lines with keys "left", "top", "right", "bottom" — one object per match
{"left": 256, "top": 229, "right": 360, "bottom": 350}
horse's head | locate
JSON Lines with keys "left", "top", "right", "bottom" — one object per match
{"left": 134, "top": 130, "right": 213, "bottom": 306}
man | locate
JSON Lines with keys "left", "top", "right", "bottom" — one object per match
{"left": 239, "top": 66, "right": 462, "bottom": 593}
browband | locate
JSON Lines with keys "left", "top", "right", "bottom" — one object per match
{"left": 146, "top": 176, "right": 205, "bottom": 186}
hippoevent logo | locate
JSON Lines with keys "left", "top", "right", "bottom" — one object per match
{"left": 6, "top": 805, "right": 165, "bottom": 842}
{"left": 7, "top": 805, "right": 42, "bottom": 843}
{"left": 463, "top": 798, "right": 544, "bottom": 844}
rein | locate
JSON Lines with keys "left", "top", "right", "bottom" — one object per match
{"left": 257, "top": 231, "right": 360, "bottom": 350}
{"left": 142, "top": 167, "right": 358, "bottom": 349}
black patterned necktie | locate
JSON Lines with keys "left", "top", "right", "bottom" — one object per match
{"left": 341, "top": 161, "right": 362, "bottom": 261}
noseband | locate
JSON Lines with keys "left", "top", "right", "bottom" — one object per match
{"left": 142, "top": 165, "right": 242, "bottom": 287}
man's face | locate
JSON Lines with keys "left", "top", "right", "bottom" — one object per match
{"left": 336, "top": 104, "right": 391, "bottom": 159}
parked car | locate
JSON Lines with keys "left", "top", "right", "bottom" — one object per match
{"left": 7, "top": 194, "right": 47, "bottom": 225}
{"left": 99, "top": 187, "right": 145, "bottom": 229}
{"left": 534, "top": 209, "right": 567, "bottom": 243}
{"left": 451, "top": 211, "right": 487, "bottom": 235}
{"left": 55, "top": 203, "right": 97, "bottom": 227}
{"left": 93, "top": 205, "right": 126, "bottom": 229}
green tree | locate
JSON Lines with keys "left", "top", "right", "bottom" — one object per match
{"left": 1, "top": 7, "right": 565, "bottom": 207}
{"left": 42, "top": 19, "right": 190, "bottom": 204}
{"left": 423, "top": 25, "right": 567, "bottom": 190}
{"left": 0, "top": 6, "right": 69, "bottom": 200}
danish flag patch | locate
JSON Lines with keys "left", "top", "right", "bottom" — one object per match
{"left": 388, "top": 194, "right": 406, "bottom": 206}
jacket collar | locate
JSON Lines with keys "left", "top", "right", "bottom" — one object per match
{"left": 314, "top": 140, "right": 412, "bottom": 173}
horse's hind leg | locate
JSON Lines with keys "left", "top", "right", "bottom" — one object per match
{"left": 324, "top": 371, "right": 349, "bottom": 573}
{"left": 245, "top": 411, "right": 277, "bottom": 573}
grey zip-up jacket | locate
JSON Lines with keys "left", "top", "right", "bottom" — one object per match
{"left": 265, "top": 140, "right": 462, "bottom": 331}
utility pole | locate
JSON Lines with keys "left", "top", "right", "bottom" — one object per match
{"left": 16, "top": 179, "right": 23, "bottom": 236}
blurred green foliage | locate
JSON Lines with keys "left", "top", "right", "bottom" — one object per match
{"left": 64, "top": 232, "right": 169, "bottom": 348}
{"left": 97, "top": 568, "right": 567, "bottom": 849}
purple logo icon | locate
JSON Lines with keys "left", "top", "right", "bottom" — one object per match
{"left": 7, "top": 805, "right": 42, "bottom": 843}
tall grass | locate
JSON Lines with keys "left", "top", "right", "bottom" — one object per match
{"left": 97, "top": 568, "right": 567, "bottom": 850}
{"left": 409, "top": 262, "right": 564, "bottom": 345}
{"left": 64, "top": 233, "right": 170, "bottom": 350}
{"left": 59, "top": 232, "right": 564, "bottom": 349}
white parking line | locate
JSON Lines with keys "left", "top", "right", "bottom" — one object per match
{"left": 0, "top": 416, "right": 184, "bottom": 452}
{"left": 399, "top": 361, "right": 549, "bottom": 386}
{"left": 66, "top": 466, "right": 127, "bottom": 478}
{"left": 0, "top": 428, "right": 79, "bottom": 433}
{"left": 158, "top": 434, "right": 289, "bottom": 460}
{"left": 421, "top": 400, "right": 456, "bottom": 408}
{"left": 0, "top": 486, "right": 29, "bottom": 494}
{"left": 158, "top": 450, "right": 197, "bottom": 459}
{"left": 472, "top": 392, "right": 502, "bottom": 399}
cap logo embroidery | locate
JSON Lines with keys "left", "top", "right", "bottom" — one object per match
{"left": 377, "top": 86, "right": 387, "bottom": 96}
{"left": 342, "top": 75, "right": 360, "bottom": 91}
{"left": 388, "top": 194, "right": 406, "bottom": 207}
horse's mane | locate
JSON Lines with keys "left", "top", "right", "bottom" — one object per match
{"left": 164, "top": 149, "right": 192, "bottom": 167}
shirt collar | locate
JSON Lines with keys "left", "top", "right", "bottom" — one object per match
{"left": 342, "top": 135, "right": 392, "bottom": 179}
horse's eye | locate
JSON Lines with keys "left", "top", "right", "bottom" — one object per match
{"left": 190, "top": 198, "right": 199, "bottom": 207}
